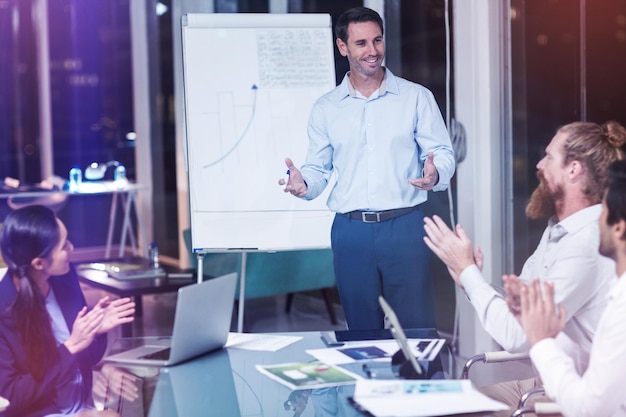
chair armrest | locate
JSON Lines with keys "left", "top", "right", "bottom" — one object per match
{"left": 512, "top": 402, "right": 561, "bottom": 416}
{"left": 512, "top": 386, "right": 561, "bottom": 416}
{"left": 519, "top": 386, "right": 545, "bottom": 408}
{"left": 484, "top": 351, "right": 529, "bottom": 362}
{"left": 461, "top": 351, "right": 530, "bottom": 379}
{"left": 533, "top": 402, "right": 561, "bottom": 415}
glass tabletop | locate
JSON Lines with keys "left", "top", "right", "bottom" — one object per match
{"left": 93, "top": 330, "right": 460, "bottom": 417}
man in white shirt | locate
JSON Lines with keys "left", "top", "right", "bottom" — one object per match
{"left": 520, "top": 159, "right": 626, "bottom": 417}
{"left": 423, "top": 121, "right": 626, "bottom": 408}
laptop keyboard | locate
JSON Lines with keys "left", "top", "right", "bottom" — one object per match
{"left": 140, "top": 348, "right": 171, "bottom": 361}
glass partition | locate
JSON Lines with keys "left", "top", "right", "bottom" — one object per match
{"left": 510, "top": 0, "right": 626, "bottom": 271}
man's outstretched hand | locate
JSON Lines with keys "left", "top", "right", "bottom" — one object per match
{"left": 279, "top": 158, "right": 307, "bottom": 197}
{"left": 409, "top": 152, "right": 439, "bottom": 190}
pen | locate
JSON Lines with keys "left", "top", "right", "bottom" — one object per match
{"left": 283, "top": 169, "right": 290, "bottom": 190}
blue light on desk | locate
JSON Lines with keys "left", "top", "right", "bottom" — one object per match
{"left": 113, "top": 165, "right": 128, "bottom": 188}
{"left": 68, "top": 167, "right": 82, "bottom": 192}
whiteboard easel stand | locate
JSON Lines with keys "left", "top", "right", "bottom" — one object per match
{"left": 238, "top": 252, "right": 248, "bottom": 333}
{"left": 195, "top": 252, "right": 204, "bottom": 284}
{"left": 195, "top": 250, "right": 248, "bottom": 333}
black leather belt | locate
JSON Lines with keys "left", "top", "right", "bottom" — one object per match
{"left": 343, "top": 205, "right": 419, "bottom": 223}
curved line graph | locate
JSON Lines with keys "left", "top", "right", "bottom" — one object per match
{"left": 202, "top": 85, "right": 258, "bottom": 169}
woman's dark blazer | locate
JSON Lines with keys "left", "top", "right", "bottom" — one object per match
{"left": 0, "top": 264, "right": 107, "bottom": 417}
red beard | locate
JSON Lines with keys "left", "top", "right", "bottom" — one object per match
{"left": 525, "top": 172, "right": 562, "bottom": 220}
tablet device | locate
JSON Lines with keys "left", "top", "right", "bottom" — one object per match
{"left": 378, "top": 295, "right": 423, "bottom": 376}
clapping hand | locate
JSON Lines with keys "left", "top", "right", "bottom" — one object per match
{"left": 409, "top": 152, "right": 439, "bottom": 190}
{"left": 423, "top": 215, "right": 477, "bottom": 286}
{"left": 502, "top": 274, "right": 523, "bottom": 321}
{"left": 93, "top": 364, "right": 140, "bottom": 403}
{"left": 64, "top": 306, "right": 105, "bottom": 354}
{"left": 519, "top": 279, "right": 567, "bottom": 346}
{"left": 93, "top": 296, "right": 136, "bottom": 334}
{"left": 446, "top": 247, "right": 483, "bottom": 283}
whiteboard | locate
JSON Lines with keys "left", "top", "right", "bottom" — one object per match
{"left": 181, "top": 13, "right": 336, "bottom": 251}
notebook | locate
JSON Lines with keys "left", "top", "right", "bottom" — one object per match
{"left": 103, "top": 272, "right": 237, "bottom": 366}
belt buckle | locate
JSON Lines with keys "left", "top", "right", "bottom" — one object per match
{"left": 361, "top": 211, "right": 380, "bottom": 223}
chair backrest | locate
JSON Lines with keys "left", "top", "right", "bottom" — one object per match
{"left": 182, "top": 228, "right": 335, "bottom": 300}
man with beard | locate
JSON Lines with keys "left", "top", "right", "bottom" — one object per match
{"left": 517, "top": 159, "right": 626, "bottom": 417}
{"left": 422, "top": 120, "right": 626, "bottom": 411}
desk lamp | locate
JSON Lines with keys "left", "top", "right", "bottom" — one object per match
{"left": 85, "top": 160, "right": 121, "bottom": 180}
{"left": 85, "top": 160, "right": 128, "bottom": 187}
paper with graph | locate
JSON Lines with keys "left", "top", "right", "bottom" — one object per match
{"left": 182, "top": 13, "right": 337, "bottom": 251}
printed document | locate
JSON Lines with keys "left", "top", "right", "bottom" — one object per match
{"left": 351, "top": 379, "right": 508, "bottom": 417}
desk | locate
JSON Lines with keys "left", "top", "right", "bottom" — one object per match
{"left": 0, "top": 181, "right": 147, "bottom": 259}
{"left": 77, "top": 262, "right": 194, "bottom": 337}
{"left": 97, "top": 330, "right": 476, "bottom": 417}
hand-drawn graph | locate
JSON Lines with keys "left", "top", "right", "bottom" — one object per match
{"left": 202, "top": 85, "right": 258, "bottom": 169}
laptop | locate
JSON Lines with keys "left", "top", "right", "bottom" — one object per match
{"left": 104, "top": 272, "right": 238, "bottom": 366}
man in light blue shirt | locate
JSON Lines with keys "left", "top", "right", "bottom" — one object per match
{"left": 281, "top": 6, "right": 455, "bottom": 330}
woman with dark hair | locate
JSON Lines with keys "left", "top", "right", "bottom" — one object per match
{"left": 0, "top": 205, "right": 135, "bottom": 417}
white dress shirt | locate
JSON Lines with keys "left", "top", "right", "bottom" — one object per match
{"left": 459, "top": 204, "right": 615, "bottom": 373}
{"left": 530, "top": 272, "right": 626, "bottom": 417}
{"left": 300, "top": 68, "right": 455, "bottom": 213}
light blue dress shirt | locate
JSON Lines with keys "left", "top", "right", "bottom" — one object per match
{"left": 301, "top": 68, "right": 455, "bottom": 213}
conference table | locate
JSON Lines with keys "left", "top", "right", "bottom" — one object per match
{"left": 94, "top": 329, "right": 480, "bottom": 417}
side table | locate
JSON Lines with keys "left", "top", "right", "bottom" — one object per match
{"left": 1, "top": 181, "right": 148, "bottom": 259}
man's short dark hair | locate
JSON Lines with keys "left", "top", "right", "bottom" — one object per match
{"left": 605, "top": 160, "right": 626, "bottom": 237}
{"left": 335, "top": 7, "right": 384, "bottom": 43}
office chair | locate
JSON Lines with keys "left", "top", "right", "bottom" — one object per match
{"left": 461, "top": 350, "right": 562, "bottom": 416}
{"left": 461, "top": 350, "right": 531, "bottom": 379}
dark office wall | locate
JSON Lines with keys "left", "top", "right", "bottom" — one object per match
{"left": 46, "top": 0, "right": 135, "bottom": 247}
{"left": 0, "top": 0, "right": 41, "bottom": 184}
{"left": 586, "top": 1, "right": 626, "bottom": 123}
{"left": 510, "top": 0, "right": 626, "bottom": 272}
{"left": 47, "top": 0, "right": 135, "bottom": 179}
{"left": 0, "top": 2, "right": 15, "bottom": 180}
{"left": 0, "top": 0, "right": 136, "bottom": 247}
